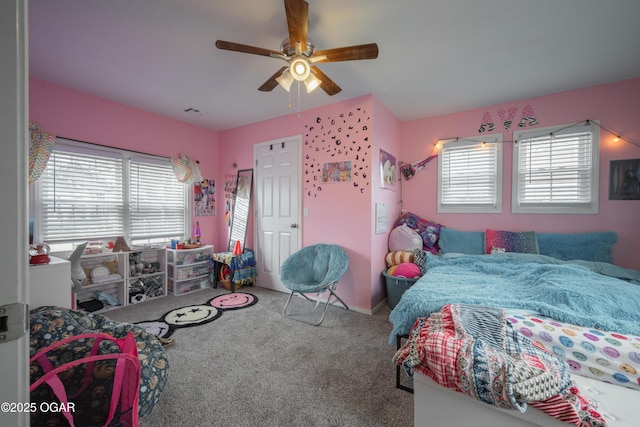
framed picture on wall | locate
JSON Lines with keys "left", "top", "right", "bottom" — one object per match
{"left": 322, "top": 161, "right": 352, "bottom": 183}
{"left": 609, "top": 159, "right": 640, "bottom": 200}
{"left": 379, "top": 149, "right": 396, "bottom": 190}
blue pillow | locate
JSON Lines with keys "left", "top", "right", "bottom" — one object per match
{"left": 536, "top": 232, "right": 617, "bottom": 264}
{"left": 438, "top": 227, "right": 485, "bottom": 255}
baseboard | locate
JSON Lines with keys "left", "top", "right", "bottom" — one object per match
{"left": 292, "top": 292, "right": 388, "bottom": 315}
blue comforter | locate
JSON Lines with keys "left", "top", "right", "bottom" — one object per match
{"left": 389, "top": 252, "right": 640, "bottom": 343}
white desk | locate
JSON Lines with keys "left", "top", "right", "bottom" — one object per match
{"left": 29, "top": 256, "right": 72, "bottom": 309}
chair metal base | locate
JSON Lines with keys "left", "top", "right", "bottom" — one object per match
{"left": 282, "top": 282, "right": 348, "bottom": 326}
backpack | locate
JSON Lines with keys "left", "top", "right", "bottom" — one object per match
{"left": 30, "top": 332, "right": 140, "bottom": 427}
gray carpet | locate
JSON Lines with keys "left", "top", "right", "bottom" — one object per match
{"left": 106, "top": 286, "right": 414, "bottom": 427}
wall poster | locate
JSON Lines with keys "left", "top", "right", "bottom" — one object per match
{"left": 379, "top": 148, "right": 396, "bottom": 190}
{"left": 194, "top": 178, "right": 215, "bottom": 216}
{"left": 322, "top": 161, "right": 352, "bottom": 183}
{"left": 609, "top": 159, "right": 640, "bottom": 200}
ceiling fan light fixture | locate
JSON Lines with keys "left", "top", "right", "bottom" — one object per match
{"left": 276, "top": 69, "right": 294, "bottom": 92}
{"left": 304, "top": 73, "right": 322, "bottom": 93}
{"left": 289, "top": 57, "right": 310, "bottom": 81}
{"left": 215, "top": 0, "right": 376, "bottom": 97}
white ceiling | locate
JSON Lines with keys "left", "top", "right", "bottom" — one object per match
{"left": 29, "top": 0, "right": 640, "bottom": 133}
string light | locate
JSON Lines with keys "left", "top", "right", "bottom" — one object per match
{"left": 438, "top": 119, "right": 639, "bottom": 148}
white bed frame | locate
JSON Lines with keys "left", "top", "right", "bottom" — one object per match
{"left": 414, "top": 371, "right": 638, "bottom": 427}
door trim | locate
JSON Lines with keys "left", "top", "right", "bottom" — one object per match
{"left": 253, "top": 134, "right": 303, "bottom": 285}
{"left": 0, "top": 1, "right": 30, "bottom": 425}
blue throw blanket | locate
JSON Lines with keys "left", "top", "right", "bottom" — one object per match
{"left": 389, "top": 253, "right": 640, "bottom": 343}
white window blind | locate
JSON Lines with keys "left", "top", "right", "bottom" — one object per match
{"left": 513, "top": 122, "right": 598, "bottom": 214}
{"left": 40, "top": 145, "right": 124, "bottom": 242}
{"left": 438, "top": 136, "right": 502, "bottom": 213}
{"left": 129, "top": 156, "right": 187, "bottom": 240}
{"left": 37, "top": 139, "right": 188, "bottom": 248}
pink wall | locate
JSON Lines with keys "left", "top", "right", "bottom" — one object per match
{"left": 30, "top": 74, "right": 639, "bottom": 311}
{"left": 29, "top": 78, "right": 395, "bottom": 311}
{"left": 400, "top": 78, "right": 640, "bottom": 270}
{"left": 220, "top": 95, "right": 398, "bottom": 311}
{"left": 370, "top": 97, "right": 402, "bottom": 307}
{"left": 28, "top": 78, "right": 220, "bottom": 245}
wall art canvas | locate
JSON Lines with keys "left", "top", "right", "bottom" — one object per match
{"left": 609, "top": 159, "right": 640, "bottom": 200}
{"left": 194, "top": 178, "right": 215, "bottom": 216}
{"left": 379, "top": 149, "right": 396, "bottom": 190}
{"left": 322, "top": 161, "right": 352, "bottom": 183}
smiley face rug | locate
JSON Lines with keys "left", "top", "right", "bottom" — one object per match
{"left": 164, "top": 304, "right": 222, "bottom": 327}
{"left": 134, "top": 292, "right": 258, "bottom": 340}
{"left": 208, "top": 292, "right": 257, "bottom": 310}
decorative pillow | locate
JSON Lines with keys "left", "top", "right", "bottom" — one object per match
{"left": 393, "top": 211, "right": 442, "bottom": 253}
{"left": 438, "top": 227, "right": 485, "bottom": 255}
{"left": 536, "top": 232, "right": 617, "bottom": 263}
{"left": 388, "top": 224, "right": 423, "bottom": 252}
{"left": 485, "top": 229, "right": 539, "bottom": 254}
{"left": 385, "top": 251, "right": 414, "bottom": 267}
{"left": 389, "top": 262, "right": 421, "bottom": 278}
{"left": 412, "top": 248, "right": 427, "bottom": 274}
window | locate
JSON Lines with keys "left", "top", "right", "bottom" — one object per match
{"left": 438, "top": 134, "right": 503, "bottom": 213}
{"left": 512, "top": 122, "right": 599, "bottom": 214}
{"left": 129, "top": 155, "right": 188, "bottom": 241}
{"left": 36, "top": 139, "right": 189, "bottom": 251}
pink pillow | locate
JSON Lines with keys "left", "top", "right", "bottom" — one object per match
{"left": 485, "top": 229, "right": 539, "bottom": 254}
{"left": 390, "top": 262, "right": 421, "bottom": 278}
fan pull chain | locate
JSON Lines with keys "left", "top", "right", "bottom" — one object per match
{"left": 284, "top": 81, "right": 302, "bottom": 118}
{"left": 297, "top": 81, "right": 301, "bottom": 118}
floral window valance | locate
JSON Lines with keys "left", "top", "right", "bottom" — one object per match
{"left": 29, "top": 123, "right": 56, "bottom": 184}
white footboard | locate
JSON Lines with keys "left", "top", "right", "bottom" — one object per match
{"left": 414, "top": 371, "right": 638, "bottom": 427}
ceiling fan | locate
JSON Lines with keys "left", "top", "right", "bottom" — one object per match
{"left": 215, "top": 0, "right": 379, "bottom": 96}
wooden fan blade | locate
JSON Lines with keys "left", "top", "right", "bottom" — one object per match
{"left": 215, "top": 40, "right": 282, "bottom": 58}
{"left": 313, "top": 43, "right": 379, "bottom": 63}
{"left": 284, "top": 0, "right": 308, "bottom": 48}
{"left": 311, "top": 66, "right": 341, "bottom": 96}
{"left": 258, "top": 66, "right": 288, "bottom": 92}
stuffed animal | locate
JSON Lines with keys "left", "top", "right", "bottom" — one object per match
{"left": 129, "top": 254, "right": 144, "bottom": 277}
{"left": 102, "top": 259, "right": 119, "bottom": 275}
{"left": 388, "top": 262, "right": 421, "bottom": 278}
{"left": 130, "top": 292, "right": 147, "bottom": 304}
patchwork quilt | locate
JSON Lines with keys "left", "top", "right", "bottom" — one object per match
{"left": 394, "top": 304, "right": 607, "bottom": 427}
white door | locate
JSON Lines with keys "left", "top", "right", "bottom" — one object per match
{"left": 0, "top": 1, "right": 30, "bottom": 426}
{"left": 254, "top": 135, "right": 302, "bottom": 293}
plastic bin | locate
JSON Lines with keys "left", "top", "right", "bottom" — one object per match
{"left": 383, "top": 269, "right": 419, "bottom": 309}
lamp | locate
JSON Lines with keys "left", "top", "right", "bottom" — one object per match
{"left": 276, "top": 69, "right": 294, "bottom": 92}
{"left": 303, "top": 72, "right": 322, "bottom": 93}
{"left": 289, "top": 57, "right": 310, "bottom": 81}
{"left": 277, "top": 59, "right": 322, "bottom": 94}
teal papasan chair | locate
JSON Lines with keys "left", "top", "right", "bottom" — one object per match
{"left": 29, "top": 306, "right": 169, "bottom": 426}
{"left": 281, "top": 243, "right": 350, "bottom": 326}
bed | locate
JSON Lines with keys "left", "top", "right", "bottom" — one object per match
{"left": 390, "top": 248, "right": 640, "bottom": 427}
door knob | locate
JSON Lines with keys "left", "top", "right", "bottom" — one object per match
{"left": 290, "top": 223, "right": 298, "bottom": 228}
